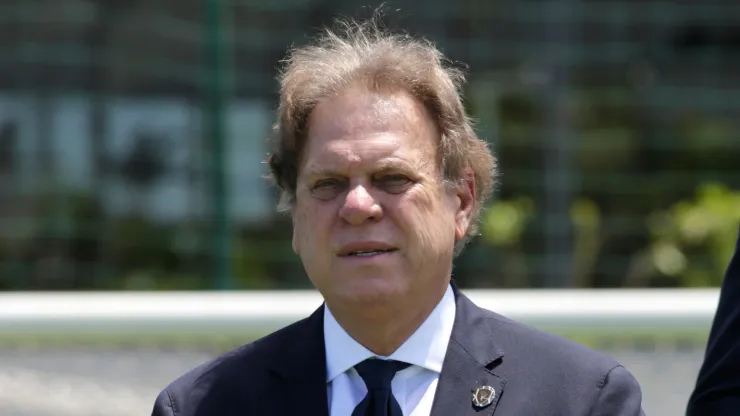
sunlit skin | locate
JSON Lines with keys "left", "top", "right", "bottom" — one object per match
{"left": 291, "top": 83, "right": 475, "bottom": 355}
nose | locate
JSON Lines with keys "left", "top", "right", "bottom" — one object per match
{"left": 339, "top": 184, "right": 382, "bottom": 225}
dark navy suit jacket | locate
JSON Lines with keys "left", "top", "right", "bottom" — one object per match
{"left": 687, "top": 224, "right": 740, "bottom": 415}
{"left": 152, "top": 285, "right": 644, "bottom": 415}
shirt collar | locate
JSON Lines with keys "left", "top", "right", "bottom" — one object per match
{"left": 324, "top": 284, "right": 456, "bottom": 382}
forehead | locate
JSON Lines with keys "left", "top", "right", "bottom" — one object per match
{"left": 302, "top": 87, "right": 438, "bottom": 169}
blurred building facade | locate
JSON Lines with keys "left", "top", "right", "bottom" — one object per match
{"left": 0, "top": 0, "right": 738, "bottom": 290}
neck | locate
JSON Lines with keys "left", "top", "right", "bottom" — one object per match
{"left": 327, "top": 283, "right": 448, "bottom": 356}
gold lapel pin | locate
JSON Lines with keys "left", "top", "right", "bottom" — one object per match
{"left": 472, "top": 385, "right": 496, "bottom": 408}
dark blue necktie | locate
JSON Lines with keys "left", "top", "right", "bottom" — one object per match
{"left": 352, "top": 358, "right": 410, "bottom": 416}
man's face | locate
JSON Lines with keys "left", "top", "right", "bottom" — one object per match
{"left": 292, "top": 85, "right": 474, "bottom": 309}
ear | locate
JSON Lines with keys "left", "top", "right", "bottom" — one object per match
{"left": 454, "top": 168, "right": 476, "bottom": 241}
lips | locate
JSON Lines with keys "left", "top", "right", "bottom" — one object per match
{"left": 337, "top": 242, "right": 398, "bottom": 257}
{"left": 344, "top": 249, "right": 397, "bottom": 257}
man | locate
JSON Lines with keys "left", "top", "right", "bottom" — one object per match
{"left": 152, "top": 16, "right": 644, "bottom": 416}
{"left": 687, "top": 224, "right": 740, "bottom": 415}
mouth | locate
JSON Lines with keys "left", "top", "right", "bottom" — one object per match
{"left": 340, "top": 248, "right": 399, "bottom": 257}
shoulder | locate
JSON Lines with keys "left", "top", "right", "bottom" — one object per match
{"left": 154, "top": 315, "right": 315, "bottom": 414}
{"left": 480, "top": 306, "right": 641, "bottom": 390}
{"left": 476, "top": 309, "right": 643, "bottom": 413}
{"left": 486, "top": 309, "right": 621, "bottom": 372}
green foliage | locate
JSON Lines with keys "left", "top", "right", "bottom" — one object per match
{"left": 232, "top": 238, "right": 271, "bottom": 289}
{"left": 476, "top": 183, "right": 739, "bottom": 289}
{"left": 477, "top": 196, "right": 535, "bottom": 288}
{"left": 638, "top": 183, "right": 740, "bottom": 287}
{"left": 482, "top": 196, "right": 535, "bottom": 248}
{"left": 570, "top": 197, "right": 603, "bottom": 288}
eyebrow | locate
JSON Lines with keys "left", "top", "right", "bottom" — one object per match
{"left": 302, "top": 158, "right": 416, "bottom": 179}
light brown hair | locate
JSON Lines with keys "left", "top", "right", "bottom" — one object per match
{"left": 266, "top": 13, "right": 497, "bottom": 253}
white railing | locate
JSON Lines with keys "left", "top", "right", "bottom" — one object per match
{"left": 0, "top": 288, "right": 720, "bottom": 339}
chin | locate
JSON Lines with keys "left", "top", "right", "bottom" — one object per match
{"left": 337, "top": 275, "right": 408, "bottom": 305}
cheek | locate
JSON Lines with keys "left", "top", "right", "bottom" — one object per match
{"left": 399, "top": 187, "right": 456, "bottom": 246}
{"left": 295, "top": 204, "right": 336, "bottom": 248}
{"left": 293, "top": 208, "right": 318, "bottom": 250}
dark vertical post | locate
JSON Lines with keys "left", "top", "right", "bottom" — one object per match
{"left": 204, "top": 0, "right": 231, "bottom": 289}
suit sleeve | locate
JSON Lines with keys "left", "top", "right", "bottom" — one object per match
{"left": 687, "top": 225, "right": 740, "bottom": 416}
{"left": 589, "top": 365, "right": 645, "bottom": 416}
{"left": 151, "top": 388, "right": 176, "bottom": 416}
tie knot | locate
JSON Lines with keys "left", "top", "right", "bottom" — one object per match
{"left": 354, "top": 359, "right": 410, "bottom": 391}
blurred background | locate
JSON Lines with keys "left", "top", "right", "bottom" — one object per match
{"left": 0, "top": 0, "right": 738, "bottom": 415}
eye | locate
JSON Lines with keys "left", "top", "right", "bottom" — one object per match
{"left": 311, "top": 178, "right": 345, "bottom": 200}
{"left": 375, "top": 174, "right": 412, "bottom": 194}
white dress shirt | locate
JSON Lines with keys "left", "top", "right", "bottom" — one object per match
{"left": 324, "top": 284, "right": 456, "bottom": 416}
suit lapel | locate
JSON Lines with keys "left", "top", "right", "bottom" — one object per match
{"left": 265, "top": 304, "right": 330, "bottom": 416}
{"left": 431, "top": 285, "right": 507, "bottom": 416}
{"left": 261, "top": 286, "right": 507, "bottom": 416}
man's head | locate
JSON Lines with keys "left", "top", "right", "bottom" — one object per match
{"left": 267, "top": 16, "right": 496, "bottom": 310}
